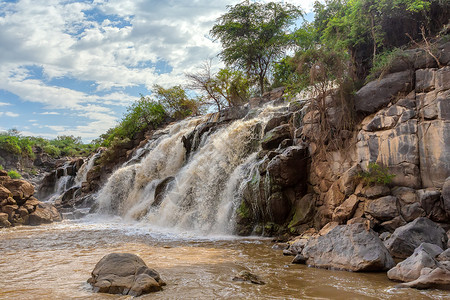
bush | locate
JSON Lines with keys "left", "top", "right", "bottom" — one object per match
{"left": 43, "top": 145, "right": 61, "bottom": 157}
{"left": 358, "top": 162, "right": 395, "bottom": 186}
{"left": 7, "top": 170, "right": 21, "bottom": 179}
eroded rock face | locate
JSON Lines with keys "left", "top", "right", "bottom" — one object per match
{"left": 384, "top": 217, "right": 447, "bottom": 259}
{"left": 88, "top": 253, "right": 165, "bottom": 296}
{"left": 301, "top": 223, "right": 395, "bottom": 271}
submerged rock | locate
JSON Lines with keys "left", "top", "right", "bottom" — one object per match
{"left": 301, "top": 223, "right": 395, "bottom": 271}
{"left": 384, "top": 217, "right": 447, "bottom": 258}
{"left": 87, "top": 253, "right": 165, "bottom": 296}
{"left": 232, "top": 270, "right": 265, "bottom": 285}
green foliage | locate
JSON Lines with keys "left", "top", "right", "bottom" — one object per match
{"left": 366, "top": 47, "right": 408, "bottom": 82}
{"left": 358, "top": 162, "right": 396, "bottom": 186}
{"left": 211, "top": 1, "right": 302, "bottom": 94}
{"left": 153, "top": 85, "right": 201, "bottom": 119}
{"left": 237, "top": 201, "right": 251, "bottom": 219}
{"left": 7, "top": 170, "right": 21, "bottom": 179}
{"left": 43, "top": 145, "right": 60, "bottom": 157}
{"left": 0, "top": 165, "right": 3, "bottom": 170}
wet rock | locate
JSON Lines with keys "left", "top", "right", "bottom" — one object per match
{"left": 264, "top": 113, "right": 292, "bottom": 134}
{"left": 396, "top": 267, "right": 450, "bottom": 290}
{"left": 365, "top": 196, "right": 399, "bottom": 221}
{"left": 289, "top": 194, "right": 315, "bottom": 228}
{"left": 88, "top": 253, "right": 165, "bottom": 296}
{"left": 29, "top": 203, "right": 61, "bottom": 225}
{"left": 153, "top": 177, "right": 174, "bottom": 207}
{"left": 384, "top": 217, "right": 448, "bottom": 259}
{"left": 284, "top": 238, "right": 308, "bottom": 256}
{"left": 232, "top": 270, "right": 265, "bottom": 285}
{"left": 355, "top": 70, "right": 413, "bottom": 114}
{"left": 261, "top": 124, "right": 291, "bottom": 150}
{"left": 302, "top": 223, "right": 395, "bottom": 272}
{"left": 0, "top": 212, "right": 11, "bottom": 228}
{"left": 387, "top": 243, "right": 443, "bottom": 282}
{"left": 292, "top": 253, "right": 307, "bottom": 264}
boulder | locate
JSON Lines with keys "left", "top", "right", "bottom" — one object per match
{"left": 355, "top": 70, "right": 413, "bottom": 114}
{"left": 288, "top": 194, "right": 315, "bottom": 228}
{"left": 387, "top": 243, "right": 443, "bottom": 282}
{"left": 267, "top": 146, "right": 308, "bottom": 187}
{"left": 28, "top": 203, "right": 61, "bottom": 225}
{"left": 332, "top": 195, "right": 360, "bottom": 224}
{"left": 261, "top": 124, "right": 291, "bottom": 150}
{"left": 0, "top": 186, "right": 12, "bottom": 200}
{"left": 2, "top": 179, "right": 34, "bottom": 203}
{"left": 0, "top": 212, "right": 11, "bottom": 228}
{"left": 301, "top": 223, "right": 395, "bottom": 271}
{"left": 437, "top": 248, "right": 450, "bottom": 262}
{"left": 384, "top": 217, "right": 448, "bottom": 258}
{"left": 365, "top": 196, "right": 399, "bottom": 221}
{"left": 396, "top": 267, "right": 450, "bottom": 290}
{"left": 400, "top": 202, "right": 425, "bottom": 222}
{"left": 88, "top": 253, "right": 165, "bottom": 296}
{"left": 417, "top": 188, "right": 447, "bottom": 222}
{"left": 392, "top": 187, "right": 418, "bottom": 204}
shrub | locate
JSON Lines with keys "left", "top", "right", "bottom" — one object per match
{"left": 43, "top": 144, "right": 61, "bottom": 157}
{"left": 7, "top": 170, "right": 21, "bottom": 179}
{"left": 357, "top": 162, "right": 395, "bottom": 186}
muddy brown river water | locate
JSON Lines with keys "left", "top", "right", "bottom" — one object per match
{"left": 0, "top": 218, "right": 448, "bottom": 300}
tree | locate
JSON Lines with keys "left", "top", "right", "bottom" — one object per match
{"left": 210, "top": 1, "right": 302, "bottom": 94}
{"left": 153, "top": 85, "right": 202, "bottom": 119}
{"left": 186, "top": 61, "right": 250, "bottom": 112}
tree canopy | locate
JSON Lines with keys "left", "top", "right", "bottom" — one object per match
{"left": 210, "top": 1, "right": 302, "bottom": 94}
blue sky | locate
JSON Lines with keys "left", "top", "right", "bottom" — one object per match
{"left": 0, "top": 0, "right": 317, "bottom": 142}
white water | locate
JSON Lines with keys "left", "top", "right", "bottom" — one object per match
{"left": 95, "top": 105, "right": 288, "bottom": 235}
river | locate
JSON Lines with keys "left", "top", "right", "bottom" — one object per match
{"left": 0, "top": 217, "right": 447, "bottom": 300}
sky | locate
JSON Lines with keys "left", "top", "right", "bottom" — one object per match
{"left": 0, "top": 0, "right": 317, "bottom": 142}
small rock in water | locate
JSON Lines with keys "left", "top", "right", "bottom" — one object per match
{"left": 232, "top": 270, "right": 265, "bottom": 285}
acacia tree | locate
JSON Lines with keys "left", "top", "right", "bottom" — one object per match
{"left": 186, "top": 61, "right": 250, "bottom": 112}
{"left": 210, "top": 1, "right": 302, "bottom": 94}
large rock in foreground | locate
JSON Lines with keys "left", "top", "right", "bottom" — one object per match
{"left": 384, "top": 217, "right": 447, "bottom": 258}
{"left": 301, "top": 223, "right": 395, "bottom": 271}
{"left": 87, "top": 253, "right": 165, "bottom": 296}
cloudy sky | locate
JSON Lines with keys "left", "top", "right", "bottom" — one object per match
{"left": 0, "top": 0, "right": 317, "bottom": 142}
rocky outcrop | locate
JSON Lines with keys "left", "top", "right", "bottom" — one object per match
{"left": 384, "top": 217, "right": 448, "bottom": 258}
{"left": 0, "top": 172, "right": 61, "bottom": 227}
{"left": 87, "top": 253, "right": 165, "bottom": 296}
{"left": 387, "top": 242, "right": 450, "bottom": 290}
{"left": 300, "top": 223, "right": 395, "bottom": 271}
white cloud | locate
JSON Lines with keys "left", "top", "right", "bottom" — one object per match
{"left": 40, "top": 112, "right": 60, "bottom": 115}
{"left": 0, "top": 102, "right": 11, "bottom": 106}
{"left": 0, "top": 111, "right": 19, "bottom": 117}
{"left": 0, "top": 0, "right": 318, "bottom": 141}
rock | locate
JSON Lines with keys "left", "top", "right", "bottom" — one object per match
{"left": 387, "top": 243, "right": 443, "bottom": 282}
{"left": 437, "top": 249, "right": 450, "bottom": 261}
{"left": 28, "top": 203, "right": 61, "bottom": 225}
{"left": 267, "top": 192, "right": 291, "bottom": 224}
{"left": 285, "top": 238, "right": 308, "bottom": 256}
{"left": 2, "top": 179, "right": 34, "bottom": 203}
{"left": 417, "top": 188, "right": 447, "bottom": 222}
{"left": 392, "top": 187, "right": 418, "bottom": 204}
{"left": 355, "top": 70, "right": 413, "bottom": 114}
{"left": 380, "top": 216, "right": 407, "bottom": 233}
{"left": 267, "top": 146, "right": 308, "bottom": 187}
{"left": 0, "top": 186, "right": 12, "bottom": 200}
{"left": 337, "top": 165, "right": 362, "bottom": 196}
{"left": 357, "top": 185, "right": 390, "bottom": 199}
{"left": 301, "top": 223, "right": 395, "bottom": 272}
{"left": 396, "top": 267, "right": 450, "bottom": 290}
{"left": 292, "top": 253, "right": 307, "bottom": 264}
{"left": 318, "top": 222, "right": 339, "bottom": 236}
{"left": 289, "top": 194, "right": 315, "bottom": 228}
{"left": 443, "top": 177, "right": 450, "bottom": 217}
{"left": 264, "top": 113, "right": 292, "bottom": 133}
{"left": 0, "top": 212, "right": 11, "bottom": 228}
{"left": 365, "top": 196, "right": 399, "bottom": 221}
{"left": 415, "top": 68, "right": 436, "bottom": 92}
{"left": 0, "top": 170, "right": 8, "bottom": 177}
{"left": 261, "top": 124, "right": 291, "bottom": 150}
{"left": 232, "top": 270, "right": 265, "bottom": 285}
{"left": 400, "top": 203, "right": 425, "bottom": 222}
{"left": 384, "top": 217, "right": 448, "bottom": 259}
{"left": 332, "top": 195, "right": 360, "bottom": 223}
{"left": 87, "top": 253, "right": 165, "bottom": 296}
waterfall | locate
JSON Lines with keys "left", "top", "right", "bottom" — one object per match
{"left": 95, "top": 104, "right": 288, "bottom": 234}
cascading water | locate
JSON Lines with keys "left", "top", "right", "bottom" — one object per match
{"left": 95, "top": 104, "right": 289, "bottom": 235}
